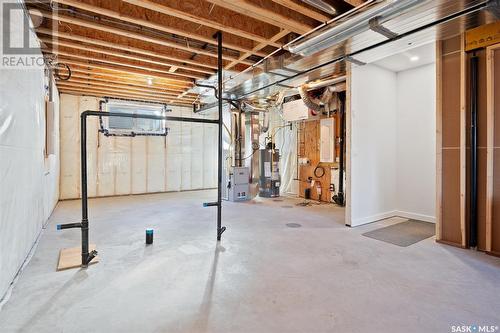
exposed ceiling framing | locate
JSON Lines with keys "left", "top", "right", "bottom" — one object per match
{"left": 27, "top": 0, "right": 362, "bottom": 106}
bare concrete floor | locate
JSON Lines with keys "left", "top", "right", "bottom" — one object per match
{"left": 0, "top": 190, "right": 499, "bottom": 333}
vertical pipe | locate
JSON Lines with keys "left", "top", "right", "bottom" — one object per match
{"left": 469, "top": 54, "right": 479, "bottom": 248}
{"left": 80, "top": 112, "right": 89, "bottom": 266}
{"left": 217, "top": 31, "right": 224, "bottom": 241}
{"left": 337, "top": 93, "right": 346, "bottom": 206}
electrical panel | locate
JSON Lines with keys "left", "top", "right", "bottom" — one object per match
{"left": 320, "top": 118, "right": 335, "bottom": 163}
{"left": 227, "top": 167, "right": 250, "bottom": 202}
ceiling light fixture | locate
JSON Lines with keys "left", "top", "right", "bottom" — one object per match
{"left": 147, "top": 77, "right": 153, "bottom": 85}
{"left": 410, "top": 55, "right": 420, "bottom": 62}
{"left": 287, "top": 0, "right": 423, "bottom": 57}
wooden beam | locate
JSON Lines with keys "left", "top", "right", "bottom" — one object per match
{"left": 205, "top": 0, "right": 312, "bottom": 34}
{"left": 40, "top": 38, "right": 207, "bottom": 79}
{"left": 342, "top": 0, "right": 365, "bottom": 6}
{"left": 29, "top": 9, "right": 255, "bottom": 65}
{"left": 59, "top": 88, "right": 195, "bottom": 106}
{"left": 269, "top": 0, "right": 330, "bottom": 22}
{"left": 57, "top": 83, "right": 195, "bottom": 103}
{"left": 59, "top": 78, "right": 196, "bottom": 100}
{"left": 435, "top": 40, "right": 443, "bottom": 241}
{"left": 122, "top": 0, "right": 281, "bottom": 48}
{"left": 51, "top": 0, "right": 267, "bottom": 57}
{"left": 37, "top": 27, "right": 216, "bottom": 73}
{"left": 459, "top": 33, "right": 467, "bottom": 248}
{"left": 55, "top": 58, "right": 193, "bottom": 88}
{"left": 42, "top": 48, "right": 200, "bottom": 82}
{"left": 67, "top": 72, "right": 196, "bottom": 94}
{"left": 225, "top": 29, "right": 290, "bottom": 70}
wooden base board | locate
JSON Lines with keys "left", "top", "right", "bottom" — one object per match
{"left": 57, "top": 244, "right": 99, "bottom": 271}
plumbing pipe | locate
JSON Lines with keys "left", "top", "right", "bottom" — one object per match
{"left": 469, "top": 54, "right": 479, "bottom": 248}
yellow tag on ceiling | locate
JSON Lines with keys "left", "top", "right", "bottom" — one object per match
{"left": 465, "top": 21, "right": 500, "bottom": 51}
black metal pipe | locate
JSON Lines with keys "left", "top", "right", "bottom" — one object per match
{"left": 78, "top": 110, "right": 222, "bottom": 267}
{"left": 216, "top": 31, "right": 226, "bottom": 241}
{"left": 338, "top": 93, "right": 346, "bottom": 206}
{"left": 469, "top": 54, "right": 479, "bottom": 248}
{"left": 57, "top": 222, "right": 82, "bottom": 230}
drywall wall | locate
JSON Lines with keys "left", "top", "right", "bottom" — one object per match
{"left": 348, "top": 64, "right": 398, "bottom": 226}
{"left": 59, "top": 94, "right": 218, "bottom": 199}
{"left": 0, "top": 8, "right": 60, "bottom": 299}
{"left": 348, "top": 62, "right": 436, "bottom": 226}
{"left": 396, "top": 63, "right": 436, "bottom": 222}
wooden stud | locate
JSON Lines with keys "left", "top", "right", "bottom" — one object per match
{"left": 37, "top": 27, "right": 216, "bottom": 73}
{"left": 436, "top": 40, "right": 443, "bottom": 241}
{"left": 485, "top": 44, "right": 500, "bottom": 252}
{"left": 459, "top": 33, "right": 467, "bottom": 248}
{"left": 59, "top": 78, "right": 195, "bottom": 100}
{"left": 345, "top": 61, "right": 352, "bottom": 226}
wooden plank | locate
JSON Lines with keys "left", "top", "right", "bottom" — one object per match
{"left": 123, "top": 0, "right": 281, "bottom": 47}
{"left": 486, "top": 44, "right": 500, "bottom": 253}
{"left": 59, "top": 88, "right": 194, "bottom": 106}
{"left": 52, "top": 0, "right": 267, "bottom": 57}
{"left": 205, "top": 0, "right": 312, "bottom": 34}
{"left": 57, "top": 244, "right": 98, "bottom": 271}
{"left": 29, "top": 9, "right": 255, "bottom": 65}
{"left": 460, "top": 33, "right": 467, "bottom": 247}
{"left": 51, "top": 57, "right": 193, "bottom": 86}
{"left": 436, "top": 40, "right": 443, "bottom": 241}
{"left": 269, "top": 0, "right": 331, "bottom": 22}
{"left": 40, "top": 38, "right": 207, "bottom": 80}
{"left": 36, "top": 28, "right": 216, "bottom": 73}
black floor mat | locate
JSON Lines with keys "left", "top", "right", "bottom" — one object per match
{"left": 362, "top": 219, "right": 435, "bottom": 247}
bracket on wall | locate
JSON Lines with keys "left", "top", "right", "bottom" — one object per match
{"left": 344, "top": 56, "right": 366, "bottom": 66}
{"left": 369, "top": 16, "right": 399, "bottom": 39}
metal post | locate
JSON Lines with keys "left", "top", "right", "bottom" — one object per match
{"left": 80, "top": 113, "right": 90, "bottom": 266}
{"left": 469, "top": 54, "right": 479, "bottom": 248}
{"left": 216, "top": 31, "right": 226, "bottom": 241}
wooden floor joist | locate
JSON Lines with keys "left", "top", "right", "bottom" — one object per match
{"left": 51, "top": 0, "right": 269, "bottom": 58}
{"left": 29, "top": 9, "right": 255, "bottom": 66}
{"left": 36, "top": 28, "right": 217, "bottom": 74}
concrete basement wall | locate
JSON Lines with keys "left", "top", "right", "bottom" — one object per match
{"left": 348, "top": 63, "right": 436, "bottom": 226}
{"left": 59, "top": 95, "right": 218, "bottom": 199}
{"left": 0, "top": 7, "right": 60, "bottom": 299}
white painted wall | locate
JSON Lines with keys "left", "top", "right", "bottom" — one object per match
{"left": 59, "top": 94, "right": 218, "bottom": 199}
{"left": 348, "top": 64, "right": 398, "bottom": 226}
{"left": 0, "top": 7, "right": 60, "bottom": 298}
{"left": 348, "top": 63, "right": 436, "bottom": 226}
{"left": 395, "top": 63, "right": 436, "bottom": 221}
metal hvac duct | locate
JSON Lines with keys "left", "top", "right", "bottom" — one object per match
{"left": 300, "top": 0, "right": 337, "bottom": 15}
{"left": 287, "top": 0, "right": 424, "bottom": 56}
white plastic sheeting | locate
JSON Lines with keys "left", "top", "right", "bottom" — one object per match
{"left": 59, "top": 95, "right": 218, "bottom": 199}
{"left": 262, "top": 110, "right": 298, "bottom": 196}
{"left": 0, "top": 5, "right": 60, "bottom": 298}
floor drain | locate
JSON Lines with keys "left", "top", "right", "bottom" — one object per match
{"left": 286, "top": 223, "right": 302, "bottom": 228}
{"left": 281, "top": 205, "right": 294, "bottom": 208}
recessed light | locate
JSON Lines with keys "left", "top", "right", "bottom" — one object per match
{"left": 410, "top": 55, "right": 419, "bottom": 62}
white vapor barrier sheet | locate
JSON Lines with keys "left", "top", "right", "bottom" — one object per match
{"left": 0, "top": 4, "right": 60, "bottom": 299}
{"left": 261, "top": 110, "right": 298, "bottom": 196}
{"left": 59, "top": 95, "right": 218, "bottom": 199}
